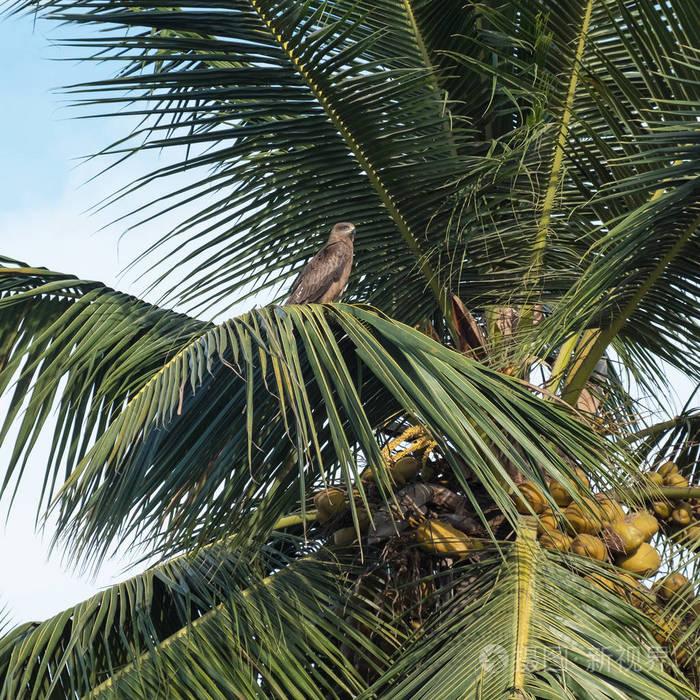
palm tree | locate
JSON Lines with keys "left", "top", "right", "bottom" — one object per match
{"left": 0, "top": 0, "right": 698, "bottom": 696}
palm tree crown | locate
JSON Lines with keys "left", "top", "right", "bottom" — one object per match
{"left": 0, "top": 0, "right": 698, "bottom": 697}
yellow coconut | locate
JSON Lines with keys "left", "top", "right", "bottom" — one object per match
{"left": 361, "top": 463, "right": 403, "bottom": 486}
{"left": 564, "top": 498, "right": 605, "bottom": 535}
{"left": 355, "top": 506, "right": 371, "bottom": 532}
{"left": 391, "top": 455, "right": 421, "bottom": 485}
{"left": 618, "top": 577, "right": 655, "bottom": 611}
{"left": 548, "top": 468, "right": 590, "bottom": 506}
{"left": 539, "top": 530, "right": 571, "bottom": 551}
{"left": 658, "top": 461, "right": 679, "bottom": 478}
{"left": 657, "top": 573, "right": 693, "bottom": 603}
{"left": 643, "top": 471, "right": 664, "bottom": 487}
{"left": 571, "top": 534, "right": 607, "bottom": 561}
{"left": 683, "top": 524, "right": 700, "bottom": 545}
{"left": 536, "top": 508, "right": 558, "bottom": 536}
{"left": 314, "top": 488, "right": 347, "bottom": 523}
{"left": 616, "top": 542, "right": 660, "bottom": 578}
{"left": 584, "top": 572, "right": 621, "bottom": 595}
{"left": 595, "top": 495, "right": 625, "bottom": 524}
{"left": 625, "top": 511, "right": 659, "bottom": 542}
{"left": 512, "top": 481, "right": 547, "bottom": 515}
{"left": 574, "top": 467, "right": 592, "bottom": 489}
{"left": 601, "top": 520, "right": 644, "bottom": 555}
{"left": 616, "top": 573, "right": 652, "bottom": 608}
{"left": 672, "top": 503, "right": 693, "bottom": 526}
{"left": 652, "top": 613, "right": 682, "bottom": 647}
{"left": 415, "top": 520, "right": 474, "bottom": 557}
{"left": 665, "top": 473, "right": 689, "bottom": 488}
{"left": 333, "top": 526, "right": 358, "bottom": 546}
{"left": 653, "top": 501, "right": 672, "bottom": 520}
{"left": 359, "top": 466, "right": 376, "bottom": 482}
{"left": 548, "top": 480, "right": 573, "bottom": 507}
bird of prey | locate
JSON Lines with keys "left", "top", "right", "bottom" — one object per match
{"left": 285, "top": 222, "right": 355, "bottom": 304}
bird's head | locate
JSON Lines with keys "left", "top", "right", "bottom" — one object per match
{"left": 329, "top": 222, "right": 356, "bottom": 242}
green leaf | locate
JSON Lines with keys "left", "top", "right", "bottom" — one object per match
{"left": 369, "top": 530, "right": 698, "bottom": 699}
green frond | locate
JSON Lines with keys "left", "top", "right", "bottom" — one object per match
{"left": 50, "top": 294, "right": 623, "bottom": 564}
{"left": 0, "top": 264, "right": 208, "bottom": 512}
{"left": 0, "top": 264, "right": 628, "bottom": 564}
{"left": 629, "top": 405, "right": 700, "bottom": 472}
{"left": 9, "top": 0, "right": 481, "bottom": 323}
{"left": 369, "top": 531, "right": 698, "bottom": 699}
{"left": 439, "top": 0, "right": 699, "bottom": 399}
{"left": 0, "top": 546, "right": 383, "bottom": 699}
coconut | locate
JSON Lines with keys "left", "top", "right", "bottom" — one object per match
{"left": 574, "top": 467, "right": 591, "bottom": 490}
{"left": 616, "top": 542, "right": 660, "bottom": 577}
{"left": 625, "top": 511, "right": 659, "bottom": 542}
{"left": 333, "top": 526, "right": 358, "bottom": 546}
{"left": 683, "top": 524, "right": 700, "bottom": 544}
{"left": 595, "top": 495, "right": 625, "bottom": 524}
{"left": 564, "top": 498, "right": 605, "bottom": 535}
{"left": 653, "top": 501, "right": 672, "bottom": 520}
{"left": 614, "top": 573, "right": 653, "bottom": 609}
{"left": 539, "top": 530, "right": 571, "bottom": 551}
{"left": 355, "top": 506, "right": 371, "bottom": 532}
{"left": 359, "top": 466, "right": 376, "bottom": 482}
{"left": 391, "top": 455, "right": 421, "bottom": 485}
{"left": 665, "top": 473, "right": 689, "bottom": 488}
{"left": 601, "top": 520, "right": 644, "bottom": 555}
{"left": 548, "top": 480, "right": 573, "bottom": 507}
{"left": 652, "top": 613, "right": 682, "bottom": 648}
{"left": 657, "top": 573, "right": 694, "bottom": 603}
{"left": 314, "top": 488, "right": 347, "bottom": 523}
{"left": 658, "top": 461, "right": 679, "bottom": 478}
{"left": 643, "top": 471, "right": 664, "bottom": 487}
{"left": 584, "top": 572, "right": 620, "bottom": 595}
{"left": 548, "top": 468, "right": 590, "bottom": 507}
{"left": 512, "top": 481, "right": 547, "bottom": 514}
{"left": 536, "top": 508, "right": 558, "bottom": 536}
{"left": 414, "top": 519, "right": 473, "bottom": 557}
{"left": 672, "top": 503, "right": 693, "bottom": 526}
{"left": 571, "top": 534, "right": 607, "bottom": 561}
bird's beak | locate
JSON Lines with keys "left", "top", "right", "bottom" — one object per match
{"left": 350, "top": 228, "right": 356, "bottom": 241}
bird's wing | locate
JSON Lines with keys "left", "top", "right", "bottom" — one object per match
{"left": 286, "top": 241, "right": 350, "bottom": 304}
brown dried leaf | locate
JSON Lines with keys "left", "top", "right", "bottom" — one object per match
{"left": 450, "top": 294, "right": 486, "bottom": 360}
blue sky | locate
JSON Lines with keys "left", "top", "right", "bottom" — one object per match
{"left": 0, "top": 13, "right": 161, "bottom": 625}
{"left": 0, "top": 8, "right": 697, "bottom": 630}
{"left": 0, "top": 12, "right": 213, "bottom": 625}
{"left": 0, "top": 11, "right": 270, "bottom": 626}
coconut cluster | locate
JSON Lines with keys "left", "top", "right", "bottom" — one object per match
{"left": 514, "top": 470, "right": 700, "bottom": 668}
{"left": 313, "top": 446, "right": 485, "bottom": 557}
{"left": 643, "top": 461, "right": 700, "bottom": 541}
{"left": 512, "top": 476, "right": 663, "bottom": 579}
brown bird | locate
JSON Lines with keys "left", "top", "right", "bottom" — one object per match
{"left": 285, "top": 222, "right": 355, "bottom": 304}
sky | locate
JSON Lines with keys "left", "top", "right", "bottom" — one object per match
{"left": 0, "top": 12, "right": 207, "bottom": 625}
{"left": 0, "top": 9, "right": 697, "bottom": 630}
{"left": 0, "top": 10, "right": 278, "bottom": 627}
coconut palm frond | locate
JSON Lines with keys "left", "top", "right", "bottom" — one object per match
{"left": 0, "top": 263, "right": 208, "bottom": 511}
{"left": 370, "top": 530, "right": 697, "bottom": 700}
{"left": 436, "top": 0, "right": 699, "bottom": 400}
{"left": 0, "top": 547, "right": 385, "bottom": 700}
{"left": 58, "top": 299, "right": 623, "bottom": 565}
{"left": 9, "top": 0, "right": 482, "bottom": 323}
{"left": 629, "top": 404, "right": 700, "bottom": 476}
{"left": 0, "top": 264, "right": 627, "bottom": 565}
